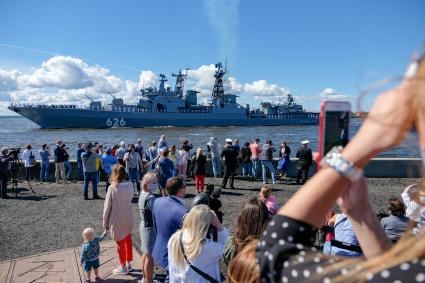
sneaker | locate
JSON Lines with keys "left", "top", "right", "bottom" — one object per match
{"left": 94, "top": 276, "right": 101, "bottom": 282}
{"left": 126, "top": 262, "right": 133, "bottom": 271}
{"left": 112, "top": 266, "right": 128, "bottom": 275}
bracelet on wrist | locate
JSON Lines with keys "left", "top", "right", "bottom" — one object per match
{"left": 320, "top": 146, "right": 364, "bottom": 182}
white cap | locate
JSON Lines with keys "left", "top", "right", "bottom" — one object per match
{"left": 301, "top": 140, "right": 309, "bottom": 145}
{"left": 225, "top": 138, "right": 232, "bottom": 143}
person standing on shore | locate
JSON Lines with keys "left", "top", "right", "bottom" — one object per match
{"left": 296, "top": 140, "right": 313, "bottom": 184}
{"left": 77, "top": 143, "right": 84, "bottom": 181}
{"left": 39, "top": 144, "right": 51, "bottom": 182}
{"left": 147, "top": 141, "right": 158, "bottom": 170}
{"left": 158, "top": 135, "right": 168, "bottom": 150}
{"left": 152, "top": 177, "right": 188, "bottom": 282}
{"left": 0, "top": 147, "right": 12, "bottom": 199}
{"left": 250, "top": 138, "right": 262, "bottom": 180}
{"left": 101, "top": 147, "right": 118, "bottom": 191}
{"left": 124, "top": 144, "right": 143, "bottom": 194}
{"left": 22, "top": 144, "right": 35, "bottom": 181}
{"left": 220, "top": 138, "right": 238, "bottom": 190}
{"left": 116, "top": 142, "right": 126, "bottom": 167}
{"left": 206, "top": 137, "right": 221, "bottom": 178}
{"left": 103, "top": 164, "right": 135, "bottom": 276}
{"left": 260, "top": 139, "right": 276, "bottom": 184}
{"left": 177, "top": 146, "right": 189, "bottom": 180}
{"left": 135, "top": 139, "right": 144, "bottom": 179}
{"left": 62, "top": 144, "right": 73, "bottom": 180}
{"left": 240, "top": 142, "right": 252, "bottom": 177}
{"left": 169, "top": 145, "right": 179, "bottom": 177}
{"left": 158, "top": 149, "right": 175, "bottom": 196}
{"left": 81, "top": 143, "right": 100, "bottom": 200}
{"left": 191, "top": 147, "right": 207, "bottom": 193}
{"left": 54, "top": 140, "right": 68, "bottom": 184}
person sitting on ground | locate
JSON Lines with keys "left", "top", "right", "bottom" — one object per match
{"left": 380, "top": 197, "right": 409, "bottom": 242}
{"left": 103, "top": 164, "right": 134, "bottom": 275}
{"left": 401, "top": 182, "right": 425, "bottom": 227}
{"left": 258, "top": 185, "right": 279, "bottom": 215}
{"left": 138, "top": 172, "right": 158, "bottom": 283}
{"left": 168, "top": 204, "right": 229, "bottom": 282}
{"left": 240, "top": 142, "right": 252, "bottom": 178}
{"left": 80, "top": 228, "right": 108, "bottom": 283}
{"left": 191, "top": 147, "right": 207, "bottom": 193}
{"left": 124, "top": 144, "right": 143, "bottom": 194}
{"left": 223, "top": 197, "right": 269, "bottom": 266}
{"left": 255, "top": 57, "right": 425, "bottom": 282}
{"left": 116, "top": 141, "right": 126, "bottom": 167}
{"left": 101, "top": 147, "right": 118, "bottom": 190}
{"left": 81, "top": 143, "right": 100, "bottom": 200}
{"left": 331, "top": 212, "right": 362, "bottom": 257}
{"left": 152, "top": 177, "right": 189, "bottom": 281}
{"left": 226, "top": 240, "right": 261, "bottom": 283}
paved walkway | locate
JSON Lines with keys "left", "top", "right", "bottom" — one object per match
{"left": 0, "top": 241, "right": 143, "bottom": 283}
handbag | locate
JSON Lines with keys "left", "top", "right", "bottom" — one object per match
{"left": 179, "top": 233, "right": 221, "bottom": 283}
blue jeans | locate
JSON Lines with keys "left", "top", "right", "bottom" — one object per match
{"left": 77, "top": 160, "right": 84, "bottom": 180}
{"left": 211, "top": 156, "right": 221, "bottom": 177}
{"left": 128, "top": 168, "right": 140, "bottom": 192}
{"left": 242, "top": 162, "right": 251, "bottom": 176}
{"left": 252, "top": 159, "right": 260, "bottom": 178}
{"left": 40, "top": 162, "right": 50, "bottom": 181}
{"left": 83, "top": 171, "right": 98, "bottom": 198}
{"left": 261, "top": 160, "right": 276, "bottom": 183}
{"left": 25, "top": 166, "right": 34, "bottom": 180}
{"left": 64, "top": 160, "right": 73, "bottom": 179}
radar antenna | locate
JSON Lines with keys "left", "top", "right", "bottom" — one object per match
{"left": 211, "top": 62, "right": 226, "bottom": 107}
{"left": 158, "top": 74, "right": 167, "bottom": 93}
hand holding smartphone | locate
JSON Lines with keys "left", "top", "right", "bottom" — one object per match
{"left": 318, "top": 100, "right": 351, "bottom": 166}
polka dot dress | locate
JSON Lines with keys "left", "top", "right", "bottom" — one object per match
{"left": 256, "top": 215, "right": 425, "bottom": 282}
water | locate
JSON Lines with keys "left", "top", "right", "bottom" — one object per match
{"left": 0, "top": 116, "right": 420, "bottom": 159}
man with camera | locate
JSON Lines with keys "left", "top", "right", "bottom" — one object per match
{"left": 0, "top": 147, "right": 14, "bottom": 199}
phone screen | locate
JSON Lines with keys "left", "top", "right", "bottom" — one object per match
{"left": 324, "top": 111, "right": 350, "bottom": 154}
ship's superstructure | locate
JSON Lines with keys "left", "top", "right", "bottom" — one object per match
{"left": 8, "top": 63, "right": 319, "bottom": 129}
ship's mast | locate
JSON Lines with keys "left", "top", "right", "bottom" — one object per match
{"left": 172, "top": 69, "right": 188, "bottom": 98}
{"left": 158, "top": 74, "right": 167, "bottom": 94}
{"left": 211, "top": 62, "right": 226, "bottom": 107}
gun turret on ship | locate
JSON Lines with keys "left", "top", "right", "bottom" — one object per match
{"left": 8, "top": 63, "right": 319, "bottom": 129}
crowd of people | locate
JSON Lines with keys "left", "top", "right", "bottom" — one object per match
{"left": 1, "top": 135, "right": 314, "bottom": 199}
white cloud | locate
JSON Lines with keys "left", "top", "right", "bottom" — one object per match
{"left": 138, "top": 70, "right": 157, "bottom": 89}
{"left": 244, "top": 80, "right": 291, "bottom": 101}
{"left": 0, "top": 69, "right": 21, "bottom": 92}
{"left": 319, "top": 88, "right": 352, "bottom": 101}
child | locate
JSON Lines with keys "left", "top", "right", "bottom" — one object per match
{"left": 259, "top": 185, "right": 278, "bottom": 215}
{"left": 191, "top": 147, "right": 207, "bottom": 193}
{"left": 80, "top": 228, "right": 108, "bottom": 282}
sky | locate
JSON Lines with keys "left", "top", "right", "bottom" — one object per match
{"left": 0, "top": 0, "right": 424, "bottom": 115}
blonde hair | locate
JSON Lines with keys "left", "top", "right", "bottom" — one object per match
{"left": 82, "top": 227, "right": 94, "bottom": 241}
{"left": 168, "top": 205, "right": 212, "bottom": 270}
{"left": 110, "top": 164, "right": 127, "bottom": 185}
{"left": 141, "top": 172, "right": 157, "bottom": 192}
{"left": 196, "top": 147, "right": 203, "bottom": 159}
{"left": 259, "top": 186, "right": 271, "bottom": 200}
{"left": 227, "top": 240, "right": 261, "bottom": 283}
{"left": 329, "top": 53, "right": 425, "bottom": 282}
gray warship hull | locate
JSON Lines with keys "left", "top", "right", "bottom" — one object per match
{"left": 9, "top": 105, "right": 319, "bottom": 129}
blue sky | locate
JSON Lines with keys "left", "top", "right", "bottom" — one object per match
{"left": 0, "top": 0, "right": 424, "bottom": 115}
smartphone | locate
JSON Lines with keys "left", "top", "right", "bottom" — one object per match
{"left": 318, "top": 100, "right": 351, "bottom": 165}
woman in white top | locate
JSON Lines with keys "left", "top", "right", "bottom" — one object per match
{"left": 22, "top": 144, "right": 35, "bottom": 180}
{"left": 177, "top": 148, "right": 189, "bottom": 179}
{"left": 168, "top": 204, "right": 229, "bottom": 283}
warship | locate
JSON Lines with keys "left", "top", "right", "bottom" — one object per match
{"left": 8, "top": 63, "right": 319, "bottom": 129}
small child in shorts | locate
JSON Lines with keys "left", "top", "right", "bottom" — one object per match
{"left": 80, "top": 227, "right": 108, "bottom": 282}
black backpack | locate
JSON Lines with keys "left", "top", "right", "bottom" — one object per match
{"left": 143, "top": 194, "right": 155, "bottom": 228}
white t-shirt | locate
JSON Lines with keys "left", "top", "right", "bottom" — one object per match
{"left": 22, "top": 149, "right": 35, "bottom": 167}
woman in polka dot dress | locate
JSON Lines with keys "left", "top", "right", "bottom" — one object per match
{"left": 253, "top": 53, "right": 425, "bottom": 282}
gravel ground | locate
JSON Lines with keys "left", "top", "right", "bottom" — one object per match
{"left": 0, "top": 176, "right": 419, "bottom": 262}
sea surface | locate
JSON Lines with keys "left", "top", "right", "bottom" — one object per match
{"left": 0, "top": 116, "right": 420, "bottom": 159}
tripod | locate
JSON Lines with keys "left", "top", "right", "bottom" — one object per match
{"left": 9, "top": 157, "right": 34, "bottom": 197}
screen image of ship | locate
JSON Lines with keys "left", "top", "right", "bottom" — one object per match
{"left": 8, "top": 63, "right": 319, "bottom": 129}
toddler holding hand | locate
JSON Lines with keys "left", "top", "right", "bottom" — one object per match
{"left": 80, "top": 227, "right": 108, "bottom": 282}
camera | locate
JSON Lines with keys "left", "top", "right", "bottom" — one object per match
{"left": 8, "top": 147, "right": 21, "bottom": 158}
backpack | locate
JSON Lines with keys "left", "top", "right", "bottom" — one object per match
{"left": 143, "top": 194, "right": 154, "bottom": 228}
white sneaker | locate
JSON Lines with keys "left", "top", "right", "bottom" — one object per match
{"left": 112, "top": 266, "right": 128, "bottom": 275}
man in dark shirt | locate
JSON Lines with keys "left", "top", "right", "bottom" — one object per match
{"left": 76, "top": 143, "right": 85, "bottom": 181}
{"left": 0, "top": 147, "right": 13, "bottom": 199}
{"left": 296, "top": 140, "right": 313, "bottom": 184}
{"left": 54, "top": 140, "right": 68, "bottom": 184}
{"left": 220, "top": 138, "right": 239, "bottom": 189}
